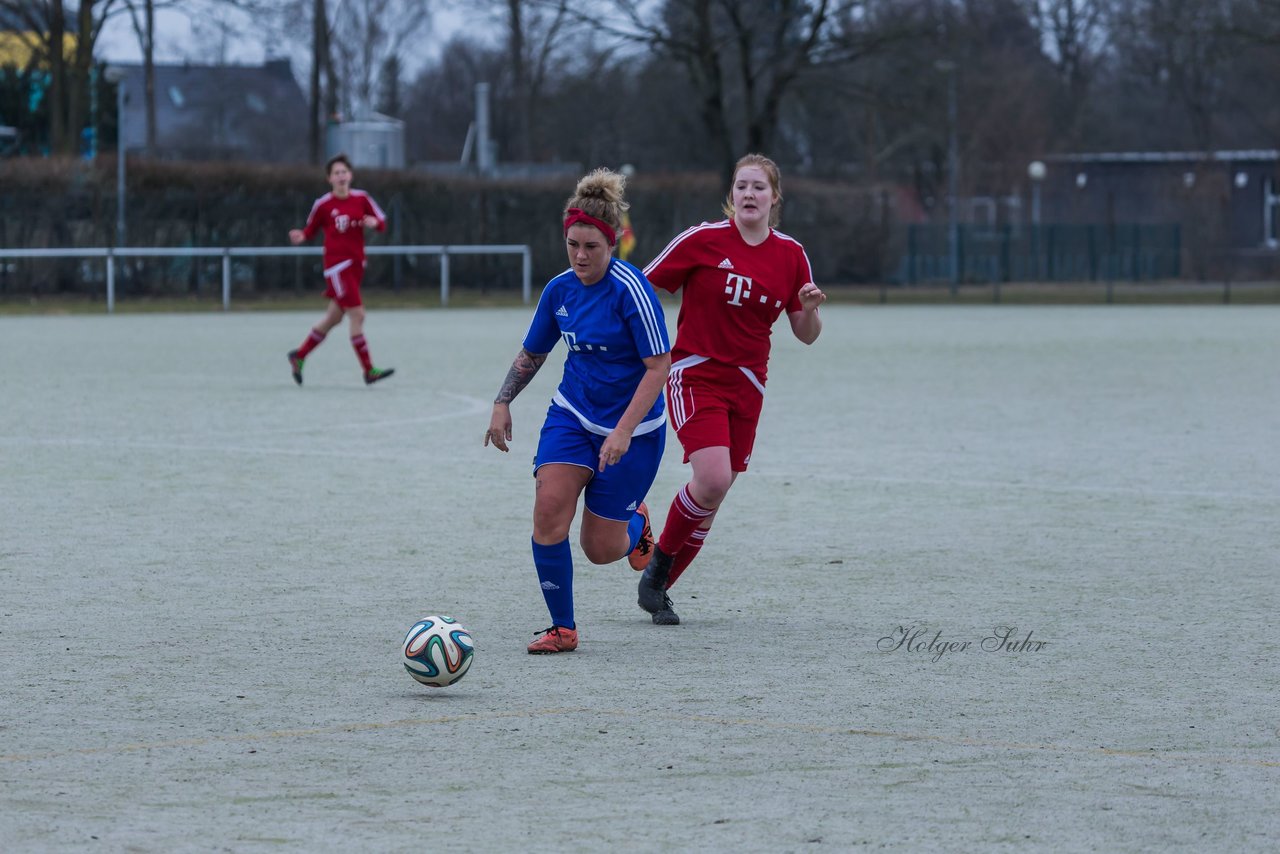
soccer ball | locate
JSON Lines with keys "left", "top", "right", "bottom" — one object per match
{"left": 402, "top": 616, "right": 474, "bottom": 687}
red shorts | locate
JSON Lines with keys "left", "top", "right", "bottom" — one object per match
{"left": 665, "top": 357, "right": 765, "bottom": 472}
{"left": 323, "top": 260, "right": 364, "bottom": 308}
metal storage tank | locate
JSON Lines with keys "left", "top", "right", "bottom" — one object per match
{"left": 326, "top": 112, "right": 405, "bottom": 169}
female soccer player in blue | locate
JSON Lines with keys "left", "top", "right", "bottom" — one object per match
{"left": 484, "top": 168, "right": 671, "bottom": 654}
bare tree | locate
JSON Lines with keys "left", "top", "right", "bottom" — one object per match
{"left": 1025, "top": 0, "right": 1112, "bottom": 144}
{"left": 581, "top": 0, "right": 902, "bottom": 176}
{"left": 328, "top": 0, "right": 432, "bottom": 120}
{"left": 496, "top": 0, "right": 573, "bottom": 162}
{"left": 121, "top": 0, "right": 162, "bottom": 152}
{"left": 1112, "top": 0, "right": 1236, "bottom": 151}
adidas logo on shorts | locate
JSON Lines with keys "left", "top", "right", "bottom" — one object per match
{"left": 626, "top": 500, "right": 638, "bottom": 512}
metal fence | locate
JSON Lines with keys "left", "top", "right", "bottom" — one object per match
{"left": 897, "top": 223, "right": 1182, "bottom": 286}
{"left": 0, "top": 244, "right": 533, "bottom": 312}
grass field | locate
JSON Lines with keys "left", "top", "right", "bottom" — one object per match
{"left": 1, "top": 304, "right": 1277, "bottom": 851}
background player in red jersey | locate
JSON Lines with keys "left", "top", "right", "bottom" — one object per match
{"left": 286, "top": 153, "right": 395, "bottom": 386}
{"left": 636, "top": 152, "right": 827, "bottom": 625}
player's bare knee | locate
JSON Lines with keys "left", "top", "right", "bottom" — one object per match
{"left": 532, "top": 509, "right": 573, "bottom": 543}
{"left": 692, "top": 476, "right": 732, "bottom": 507}
{"left": 580, "top": 539, "right": 620, "bottom": 565}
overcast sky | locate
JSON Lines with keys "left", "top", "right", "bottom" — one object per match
{"left": 95, "top": 4, "right": 472, "bottom": 75}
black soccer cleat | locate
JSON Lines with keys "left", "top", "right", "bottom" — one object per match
{"left": 637, "top": 546, "right": 674, "bottom": 615}
{"left": 651, "top": 594, "right": 680, "bottom": 626}
{"left": 364, "top": 366, "right": 395, "bottom": 385}
{"left": 287, "top": 350, "right": 304, "bottom": 386}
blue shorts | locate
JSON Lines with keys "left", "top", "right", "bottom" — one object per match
{"left": 533, "top": 403, "right": 666, "bottom": 522}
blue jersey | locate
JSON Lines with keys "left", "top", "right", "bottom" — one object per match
{"left": 523, "top": 258, "right": 670, "bottom": 436}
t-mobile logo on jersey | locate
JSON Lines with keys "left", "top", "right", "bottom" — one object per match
{"left": 332, "top": 212, "right": 352, "bottom": 233}
{"left": 724, "top": 273, "right": 753, "bottom": 306}
{"left": 558, "top": 331, "right": 606, "bottom": 353}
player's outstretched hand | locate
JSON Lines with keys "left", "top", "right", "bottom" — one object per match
{"left": 799, "top": 282, "right": 827, "bottom": 311}
{"left": 362, "top": 215, "right": 379, "bottom": 229}
{"left": 288, "top": 229, "right": 305, "bottom": 245}
{"left": 485, "top": 405, "right": 512, "bottom": 453}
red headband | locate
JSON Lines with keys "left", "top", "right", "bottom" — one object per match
{"left": 564, "top": 208, "right": 617, "bottom": 246}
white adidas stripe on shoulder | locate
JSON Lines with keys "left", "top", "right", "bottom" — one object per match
{"left": 350, "top": 189, "right": 388, "bottom": 222}
{"left": 771, "top": 229, "right": 816, "bottom": 282}
{"left": 611, "top": 261, "right": 666, "bottom": 355}
{"left": 643, "top": 219, "right": 733, "bottom": 276}
{"left": 305, "top": 192, "right": 334, "bottom": 226}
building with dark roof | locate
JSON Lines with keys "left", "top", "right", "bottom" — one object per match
{"left": 1039, "top": 150, "right": 1280, "bottom": 249}
{"left": 114, "top": 59, "right": 307, "bottom": 163}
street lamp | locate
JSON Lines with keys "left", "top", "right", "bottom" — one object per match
{"left": 935, "top": 59, "right": 959, "bottom": 294}
{"left": 103, "top": 66, "right": 127, "bottom": 247}
{"left": 1028, "top": 160, "right": 1046, "bottom": 281}
{"left": 1028, "top": 160, "right": 1046, "bottom": 226}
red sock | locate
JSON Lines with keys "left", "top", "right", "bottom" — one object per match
{"left": 351, "top": 334, "right": 373, "bottom": 371}
{"left": 656, "top": 484, "right": 714, "bottom": 556}
{"left": 666, "top": 528, "right": 708, "bottom": 589}
{"left": 297, "top": 328, "right": 326, "bottom": 358}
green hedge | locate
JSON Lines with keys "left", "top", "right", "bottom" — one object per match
{"left": 0, "top": 158, "right": 890, "bottom": 297}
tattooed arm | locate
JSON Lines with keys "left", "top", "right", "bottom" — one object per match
{"left": 484, "top": 348, "right": 549, "bottom": 453}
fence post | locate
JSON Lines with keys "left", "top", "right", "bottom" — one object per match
{"left": 440, "top": 250, "right": 450, "bottom": 307}
{"left": 906, "top": 225, "right": 917, "bottom": 285}
{"left": 392, "top": 195, "right": 402, "bottom": 292}
{"left": 522, "top": 246, "right": 532, "bottom": 305}
{"left": 1046, "top": 226, "right": 1056, "bottom": 281}
{"left": 222, "top": 249, "right": 231, "bottom": 311}
{"left": 106, "top": 251, "right": 115, "bottom": 314}
{"left": 1132, "top": 224, "right": 1141, "bottom": 281}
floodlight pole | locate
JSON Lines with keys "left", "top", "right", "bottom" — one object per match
{"left": 935, "top": 59, "right": 959, "bottom": 295}
{"left": 116, "top": 79, "right": 126, "bottom": 248}
{"left": 1028, "top": 160, "right": 1046, "bottom": 226}
{"left": 1028, "top": 160, "right": 1046, "bottom": 280}
{"left": 945, "top": 64, "right": 959, "bottom": 294}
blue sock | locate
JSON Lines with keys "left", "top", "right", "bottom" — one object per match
{"left": 626, "top": 510, "right": 646, "bottom": 553}
{"left": 531, "top": 537, "right": 574, "bottom": 629}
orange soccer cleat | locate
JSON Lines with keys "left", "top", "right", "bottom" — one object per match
{"left": 527, "top": 625, "right": 579, "bottom": 654}
{"left": 627, "top": 502, "right": 654, "bottom": 571}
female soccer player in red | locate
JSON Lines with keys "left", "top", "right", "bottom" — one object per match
{"left": 286, "top": 154, "right": 395, "bottom": 386}
{"left": 636, "top": 153, "right": 827, "bottom": 625}
{"left": 485, "top": 168, "right": 670, "bottom": 654}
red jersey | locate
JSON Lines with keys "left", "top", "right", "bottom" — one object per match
{"left": 300, "top": 190, "right": 387, "bottom": 269}
{"left": 644, "top": 219, "right": 813, "bottom": 384}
